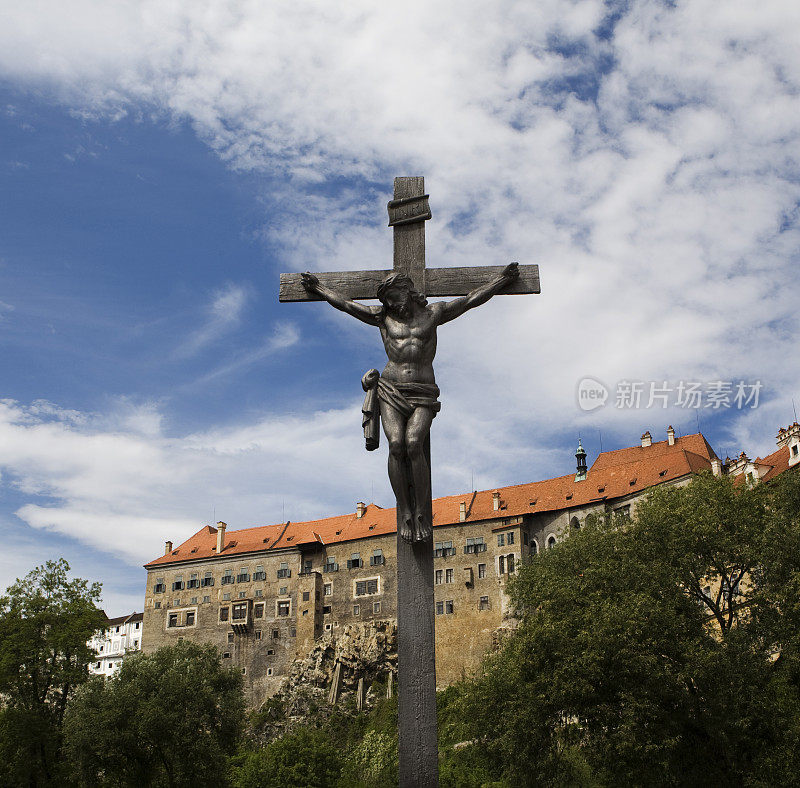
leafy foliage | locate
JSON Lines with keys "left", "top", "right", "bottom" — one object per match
{"left": 449, "top": 471, "right": 800, "bottom": 786}
{"left": 0, "top": 558, "right": 104, "bottom": 787}
{"left": 64, "top": 640, "right": 245, "bottom": 787}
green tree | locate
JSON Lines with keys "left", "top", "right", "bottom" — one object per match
{"left": 0, "top": 558, "right": 105, "bottom": 787}
{"left": 453, "top": 471, "right": 800, "bottom": 786}
{"left": 64, "top": 640, "right": 246, "bottom": 787}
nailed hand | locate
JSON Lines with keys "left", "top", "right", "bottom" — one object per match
{"left": 502, "top": 262, "right": 520, "bottom": 280}
{"left": 300, "top": 271, "right": 320, "bottom": 292}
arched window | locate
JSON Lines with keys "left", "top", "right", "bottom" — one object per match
{"left": 530, "top": 539, "right": 539, "bottom": 556}
{"left": 547, "top": 535, "right": 557, "bottom": 549}
{"left": 570, "top": 516, "right": 580, "bottom": 532}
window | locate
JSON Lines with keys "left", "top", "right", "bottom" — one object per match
{"left": 445, "top": 568, "right": 453, "bottom": 584}
{"left": 237, "top": 567, "right": 250, "bottom": 583}
{"left": 277, "top": 562, "right": 291, "bottom": 579}
{"left": 508, "top": 532, "right": 514, "bottom": 545}
{"left": 290, "top": 627, "right": 296, "bottom": 638}
{"left": 435, "top": 569, "right": 443, "bottom": 585}
{"left": 323, "top": 604, "right": 332, "bottom": 614}
{"left": 507, "top": 554, "right": 515, "bottom": 574}
{"left": 221, "top": 569, "right": 234, "bottom": 585}
{"left": 323, "top": 583, "right": 333, "bottom": 596}
{"left": 254, "top": 603, "right": 264, "bottom": 618}
{"left": 434, "top": 540, "right": 455, "bottom": 557}
{"left": 202, "top": 571, "right": 214, "bottom": 587}
{"left": 465, "top": 537, "right": 486, "bottom": 554}
{"left": 370, "top": 549, "right": 385, "bottom": 566}
{"left": 301, "top": 559, "right": 313, "bottom": 575}
{"left": 267, "top": 649, "right": 275, "bottom": 656}
{"left": 279, "top": 586, "right": 288, "bottom": 595}
{"left": 497, "top": 533, "right": 505, "bottom": 547}
{"left": 436, "top": 601, "right": 444, "bottom": 615}
{"left": 255, "top": 589, "right": 262, "bottom": 597}
{"left": 253, "top": 565, "right": 266, "bottom": 581}
{"left": 302, "top": 591, "right": 310, "bottom": 602}
{"left": 232, "top": 603, "right": 248, "bottom": 621}
{"left": 187, "top": 572, "right": 199, "bottom": 589}
{"left": 228, "top": 632, "right": 234, "bottom": 643}
{"left": 324, "top": 557, "right": 339, "bottom": 572}
{"left": 355, "top": 578, "right": 379, "bottom": 596}
{"left": 191, "top": 596, "right": 198, "bottom": 604}
{"left": 203, "top": 595, "right": 210, "bottom": 603}
{"left": 168, "top": 613, "right": 178, "bottom": 628}
{"left": 373, "top": 601, "right": 381, "bottom": 614}
{"left": 219, "top": 607, "right": 229, "bottom": 622}
{"left": 133, "top": 640, "right": 138, "bottom": 647}
{"left": 478, "top": 563, "right": 486, "bottom": 579}
{"left": 499, "top": 555, "right": 505, "bottom": 574}
{"left": 267, "top": 668, "right": 273, "bottom": 676}
{"left": 185, "top": 611, "right": 195, "bottom": 626}
{"left": 135, "top": 621, "right": 140, "bottom": 629}
{"left": 238, "top": 591, "right": 246, "bottom": 599}
{"left": 271, "top": 629, "right": 279, "bottom": 639}
{"left": 347, "top": 553, "right": 362, "bottom": 569}
{"left": 616, "top": 505, "right": 631, "bottom": 518}
{"left": 116, "top": 626, "right": 120, "bottom": 633}
{"left": 277, "top": 601, "right": 290, "bottom": 617}
{"left": 353, "top": 604, "right": 360, "bottom": 616}
{"left": 174, "top": 598, "right": 180, "bottom": 606}
{"left": 95, "top": 662, "right": 101, "bottom": 669}
{"left": 222, "top": 593, "right": 231, "bottom": 601}
{"left": 172, "top": 575, "right": 184, "bottom": 591}
{"left": 479, "top": 596, "right": 490, "bottom": 611}
{"left": 255, "top": 630, "right": 262, "bottom": 640}
{"left": 793, "top": 445, "right": 799, "bottom": 457}
{"left": 547, "top": 535, "right": 557, "bottom": 549}
{"left": 222, "top": 652, "right": 231, "bottom": 659}
{"left": 530, "top": 540, "right": 539, "bottom": 556}
{"left": 445, "top": 600, "right": 454, "bottom": 614}
{"left": 154, "top": 601, "right": 161, "bottom": 609}
{"left": 154, "top": 578, "right": 165, "bottom": 593}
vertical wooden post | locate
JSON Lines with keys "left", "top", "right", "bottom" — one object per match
{"left": 392, "top": 176, "right": 438, "bottom": 787}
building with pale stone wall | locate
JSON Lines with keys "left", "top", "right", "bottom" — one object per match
{"left": 141, "top": 428, "right": 741, "bottom": 706}
{"left": 88, "top": 612, "right": 143, "bottom": 677}
{"left": 142, "top": 424, "right": 800, "bottom": 704}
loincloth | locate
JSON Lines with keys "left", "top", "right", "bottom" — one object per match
{"left": 361, "top": 369, "right": 441, "bottom": 451}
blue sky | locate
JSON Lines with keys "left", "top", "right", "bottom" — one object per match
{"left": 1, "top": 0, "right": 799, "bottom": 614}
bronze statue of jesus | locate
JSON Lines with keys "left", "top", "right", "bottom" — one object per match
{"left": 301, "top": 262, "right": 520, "bottom": 543}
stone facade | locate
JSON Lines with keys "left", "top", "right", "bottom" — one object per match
{"left": 142, "top": 430, "right": 722, "bottom": 705}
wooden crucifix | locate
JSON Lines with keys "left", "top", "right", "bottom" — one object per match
{"left": 280, "top": 176, "right": 540, "bottom": 787}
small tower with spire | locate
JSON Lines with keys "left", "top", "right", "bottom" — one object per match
{"left": 575, "top": 438, "right": 588, "bottom": 481}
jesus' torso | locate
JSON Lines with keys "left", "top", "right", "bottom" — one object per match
{"left": 378, "top": 304, "right": 441, "bottom": 385}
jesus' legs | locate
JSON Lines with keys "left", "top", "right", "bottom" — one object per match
{"left": 380, "top": 401, "right": 414, "bottom": 541}
{"left": 405, "top": 407, "right": 435, "bottom": 542}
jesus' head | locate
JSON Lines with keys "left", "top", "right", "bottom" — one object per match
{"left": 376, "top": 273, "right": 428, "bottom": 317}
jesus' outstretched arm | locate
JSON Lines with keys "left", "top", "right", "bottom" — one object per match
{"left": 434, "top": 262, "right": 520, "bottom": 325}
{"left": 300, "top": 272, "right": 381, "bottom": 326}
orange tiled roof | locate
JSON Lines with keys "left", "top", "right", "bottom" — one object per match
{"left": 145, "top": 433, "right": 715, "bottom": 568}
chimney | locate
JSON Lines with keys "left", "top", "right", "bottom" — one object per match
{"left": 492, "top": 491, "right": 501, "bottom": 511}
{"left": 216, "top": 521, "right": 227, "bottom": 554}
{"left": 356, "top": 502, "right": 366, "bottom": 519}
{"left": 641, "top": 431, "right": 652, "bottom": 448}
{"left": 459, "top": 501, "right": 466, "bottom": 522}
{"left": 164, "top": 540, "right": 173, "bottom": 555}
{"left": 575, "top": 439, "right": 587, "bottom": 481}
{"left": 711, "top": 458, "right": 722, "bottom": 477}
{"left": 667, "top": 426, "right": 675, "bottom": 446}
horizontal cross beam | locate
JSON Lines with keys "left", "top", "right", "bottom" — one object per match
{"left": 278, "top": 263, "right": 540, "bottom": 302}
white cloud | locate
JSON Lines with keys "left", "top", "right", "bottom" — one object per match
{"left": 176, "top": 282, "right": 251, "bottom": 358}
{"left": 0, "top": 2, "right": 799, "bottom": 577}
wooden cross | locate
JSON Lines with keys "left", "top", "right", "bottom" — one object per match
{"left": 280, "top": 177, "right": 540, "bottom": 787}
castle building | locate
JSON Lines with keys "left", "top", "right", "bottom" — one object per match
{"left": 142, "top": 429, "right": 723, "bottom": 706}
{"left": 88, "top": 611, "right": 144, "bottom": 677}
